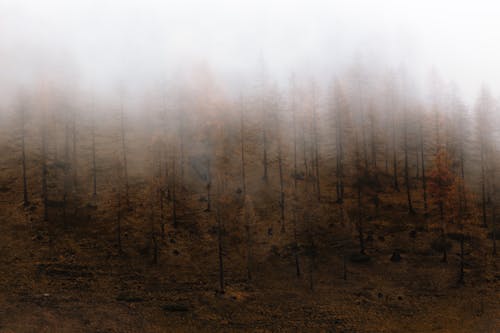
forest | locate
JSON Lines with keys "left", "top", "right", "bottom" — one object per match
{"left": 0, "top": 64, "right": 498, "bottom": 331}
{"left": 1, "top": 0, "right": 499, "bottom": 331}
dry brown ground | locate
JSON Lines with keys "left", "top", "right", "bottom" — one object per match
{"left": 0, "top": 186, "right": 498, "bottom": 333}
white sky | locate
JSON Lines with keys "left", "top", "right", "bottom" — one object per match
{"left": 1, "top": 0, "right": 500, "bottom": 102}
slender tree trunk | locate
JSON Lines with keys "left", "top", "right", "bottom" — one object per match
{"left": 370, "top": 112, "right": 376, "bottom": 169}
{"left": 179, "top": 117, "right": 185, "bottom": 186}
{"left": 493, "top": 216, "right": 497, "bottom": 256}
{"left": 239, "top": 100, "right": 247, "bottom": 197}
{"left": 355, "top": 134, "right": 365, "bottom": 254}
{"left": 385, "top": 141, "right": 389, "bottom": 174}
{"left": 72, "top": 111, "right": 77, "bottom": 189}
{"left": 172, "top": 154, "right": 178, "bottom": 228}
{"left": 41, "top": 124, "right": 48, "bottom": 221}
{"left": 63, "top": 121, "right": 70, "bottom": 223}
{"left": 302, "top": 123, "right": 308, "bottom": 186}
{"left": 357, "top": 181, "right": 365, "bottom": 254}
{"left": 20, "top": 105, "right": 29, "bottom": 206}
{"left": 335, "top": 101, "right": 344, "bottom": 203}
{"left": 439, "top": 201, "right": 447, "bottom": 263}
{"left": 415, "top": 148, "right": 419, "bottom": 179}
{"left": 91, "top": 115, "right": 97, "bottom": 197}
{"left": 292, "top": 209, "right": 300, "bottom": 277}
{"left": 245, "top": 201, "right": 252, "bottom": 282}
{"left": 206, "top": 159, "right": 211, "bottom": 212}
{"left": 480, "top": 144, "right": 488, "bottom": 228}
{"left": 459, "top": 142, "right": 467, "bottom": 211}
{"left": 216, "top": 207, "right": 225, "bottom": 294}
{"left": 262, "top": 126, "right": 268, "bottom": 182}
{"left": 459, "top": 232, "right": 465, "bottom": 284}
{"left": 420, "top": 122, "right": 428, "bottom": 215}
{"left": 117, "top": 189, "right": 122, "bottom": 254}
{"left": 150, "top": 180, "right": 157, "bottom": 265}
{"left": 307, "top": 213, "right": 315, "bottom": 292}
{"left": 120, "top": 103, "right": 130, "bottom": 208}
{"left": 358, "top": 90, "right": 368, "bottom": 170}
{"left": 311, "top": 87, "right": 320, "bottom": 201}
{"left": 391, "top": 94, "right": 399, "bottom": 191}
{"left": 278, "top": 143, "right": 285, "bottom": 232}
{"left": 491, "top": 198, "right": 497, "bottom": 256}
{"left": 404, "top": 113, "right": 415, "bottom": 214}
{"left": 292, "top": 87, "right": 298, "bottom": 191}
{"left": 160, "top": 181, "right": 165, "bottom": 240}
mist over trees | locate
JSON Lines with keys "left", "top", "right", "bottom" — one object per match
{"left": 2, "top": 61, "right": 498, "bottom": 286}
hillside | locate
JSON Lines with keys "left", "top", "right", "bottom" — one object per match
{"left": 0, "top": 140, "right": 498, "bottom": 333}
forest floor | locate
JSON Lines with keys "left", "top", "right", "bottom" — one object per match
{"left": 0, "top": 176, "right": 499, "bottom": 332}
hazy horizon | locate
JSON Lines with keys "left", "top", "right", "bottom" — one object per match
{"left": 1, "top": 0, "right": 500, "bottom": 105}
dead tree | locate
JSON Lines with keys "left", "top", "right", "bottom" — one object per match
{"left": 333, "top": 81, "right": 347, "bottom": 203}
{"left": 311, "top": 83, "right": 321, "bottom": 201}
{"left": 403, "top": 106, "right": 415, "bottom": 214}
{"left": 419, "top": 120, "right": 428, "bottom": 215}
{"left": 41, "top": 117, "right": 48, "bottom": 221}
{"left": 390, "top": 90, "right": 400, "bottom": 192}
{"left": 171, "top": 152, "right": 178, "bottom": 228}
{"left": 119, "top": 101, "right": 130, "bottom": 208}
{"left": 290, "top": 77, "right": 299, "bottom": 191}
{"left": 71, "top": 109, "right": 77, "bottom": 189}
{"left": 239, "top": 96, "right": 247, "bottom": 197}
{"left": 91, "top": 107, "right": 97, "bottom": 197}
{"left": 354, "top": 132, "right": 366, "bottom": 254}
{"left": 17, "top": 94, "right": 29, "bottom": 206}
{"left": 215, "top": 202, "right": 225, "bottom": 294}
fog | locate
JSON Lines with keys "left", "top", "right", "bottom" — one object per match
{"left": 2, "top": 0, "right": 500, "bottom": 102}
{"left": 1, "top": 3, "right": 500, "bottom": 330}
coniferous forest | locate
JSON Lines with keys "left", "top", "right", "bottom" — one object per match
{"left": 0, "top": 1, "right": 499, "bottom": 332}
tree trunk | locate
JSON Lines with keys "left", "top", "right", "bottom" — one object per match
{"left": 459, "top": 233, "right": 465, "bottom": 284}
{"left": 172, "top": 155, "right": 178, "bottom": 228}
{"left": 311, "top": 88, "right": 320, "bottom": 201}
{"left": 278, "top": 145, "right": 285, "bottom": 232}
{"left": 72, "top": 111, "right": 77, "bottom": 189}
{"left": 440, "top": 201, "right": 447, "bottom": 263}
{"left": 391, "top": 97, "right": 399, "bottom": 191}
{"left": 404, "top": 115, "right": 415, "bottom": 214}
{"left": 117, "top": 189, "right": 122, "bottom": 254}
{"left": 240, "top": 101, "right": 247, "bottom": 197}
{"left": 91, "top": 116, "right": 97, "bottom": 197}
{"left": 21, "top": 105, "right": 29, "bottom": 206}
{"left": 120, "top": 103, "right": 130, "bottom": 208}
{"left": 480, "top": 144, "right": 488, "bottom": 228}
{"left": 293, "top": 209, "right": 300, "bottom": 278}
{"left": 41, "top": 124, "right": 48, "bottom": 221}
{"left": 216, "top": 207, "right": 225, "bottom": 294}
{"left": 420, "top": 122, "right": 428, "bottom": 215}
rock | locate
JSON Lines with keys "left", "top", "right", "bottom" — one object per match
{"left": 431, "top": 238, "right": 452, "bottom": 253}
{"left": 390, "top": 251, "right": 401, "bottom": 262}
{"left": 116, "top": 293, "right": 144, "bottom": 302}
{"left": 350, "top": 253, "right": 371, "bottom": 263}
{"left": 487, "top": 230, "right": 500, "bottom": 240}
{"left": 162, "top": 304, "right": 189, "bottom": 312}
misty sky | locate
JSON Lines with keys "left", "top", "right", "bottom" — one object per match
{"left": 1, "top": 0, "right": 500, "bottom": 102}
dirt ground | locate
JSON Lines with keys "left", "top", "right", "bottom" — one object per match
{"left": 0, "top": 187, "right": 498, "bottom": 333}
